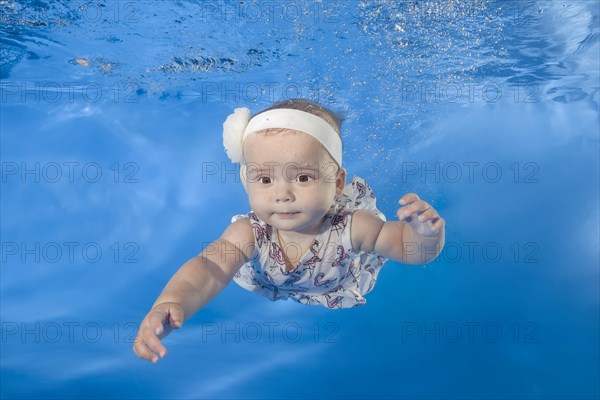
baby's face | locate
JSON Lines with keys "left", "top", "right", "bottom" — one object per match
{"left": 242, "top": 129, "right": 345, "bottom": 235}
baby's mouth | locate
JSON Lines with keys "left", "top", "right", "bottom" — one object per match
{"left": 274, "top": 212, "right": 299, "bottom": 218}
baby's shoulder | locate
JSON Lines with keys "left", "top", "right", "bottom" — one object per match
{"left": 220, "top": 217, "right": 255, "bottom": 259}
{"left": 349, "top": 209, "right": 385, "bottom": 253}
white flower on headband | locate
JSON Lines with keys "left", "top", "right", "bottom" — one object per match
{"left": 222, "top": 107, "right": 251, "bottom": 163}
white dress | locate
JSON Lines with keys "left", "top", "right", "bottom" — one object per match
{"left": 231, "top": 176, "right": 388, "bottom": 309}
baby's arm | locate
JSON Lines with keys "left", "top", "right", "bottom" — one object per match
{"left": 133, "top": 218, "right": 255, "bottom": 363}
{"left": 351, "top": 194, "right": 445, "bottom": 265}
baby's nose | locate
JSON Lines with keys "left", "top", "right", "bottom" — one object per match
{"left": 276, "top": 192, "right": 292, "bottom": 202}
{"left": 275, "top": 183, "right": 294, "bottom": 202}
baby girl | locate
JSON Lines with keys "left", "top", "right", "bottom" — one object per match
{"left": 133, "top": 98, "right": 445, "bottom": 363}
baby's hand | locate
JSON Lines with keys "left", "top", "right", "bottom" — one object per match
{"left": 397, "top": 193, "right": 445, "bottom": 237}
{"left": 133, "top": 302, "right": 184, "bottom": 363}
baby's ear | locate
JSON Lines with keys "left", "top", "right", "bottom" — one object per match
{"left": 335, "top": 167, "right": 346, "bottom": 197}
{"left": 240, "top": 164, "right": 248, "bottom": 192}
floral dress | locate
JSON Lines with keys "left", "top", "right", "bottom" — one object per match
{"left": 231, "top": 176, "right": 388, "bottom": 309}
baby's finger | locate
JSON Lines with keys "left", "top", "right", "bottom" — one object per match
{"left": 417, "top": 208, "right": 438, "bottom": 222}
{"left": 397, "top": 207, "right": 412, "bottom": 221}
{"left": 133, "top": 342, "right": 156, "bottom": 363}
{"left": 432, "top": 218, "right": 445, "bottom": 232}
{"left": 399, "top": 193, "right": 420, "bottom": 205}
{"left": 398, "top": 201, "right": 428, "bottom": 221}
{"left": 133, "top": 335, "right": 161, "bottom": 363}
{"left": 168, "top": 306, "right": 184, "bottom": 329}
{"left": 410, "top": 200, "right": 430, "bottom": 215}
{"left": 147, "top": 310, "right": 167, "bottom": 336}
{"left": 143, "top": 330, "right": 167, "bottom": 361}
{"left": 397, "top": 205, "right": 417, "bottom": 221}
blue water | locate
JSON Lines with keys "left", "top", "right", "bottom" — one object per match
{"left": 1, "top": 0, "right": 598, "bottom": 399}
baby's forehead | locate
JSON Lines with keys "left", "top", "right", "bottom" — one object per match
{"left": 248, "top": 161, "right": 323, "bottom": 169}
{"left": 245, "top": 160, "right": 336, "bottom": 175}
{"left": 243, "top": 129, "right": 337, "bottom": 166}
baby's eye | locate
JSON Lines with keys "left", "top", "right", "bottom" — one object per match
{"left": 259, "top": 176, "right": 272, "bottom": 184}
{"left": 297, "top": 174, "right": 313, "bottom": 183}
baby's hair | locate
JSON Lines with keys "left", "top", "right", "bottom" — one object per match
{"left": 255, "top": 98, "right": 345, "bottom": 138}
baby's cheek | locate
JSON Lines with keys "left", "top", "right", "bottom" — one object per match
{"left": 247, "top": 192, "right": 262, "bottom": 210}
{"left": 315, "top": 187, "right": 336, "bottom": 208}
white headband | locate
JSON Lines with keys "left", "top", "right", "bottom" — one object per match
{"left": 222, "top": 107, "right": 342, "bottom": 166}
